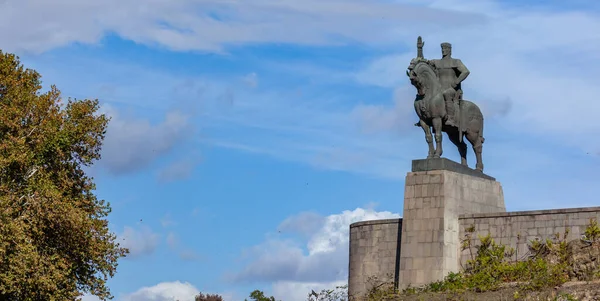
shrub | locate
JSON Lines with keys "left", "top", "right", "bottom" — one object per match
{"left": 195, "top": 293, "right": 224, "bottom": 301}
{"left": 307, "top": 284, "right": 348, "bottom": 301}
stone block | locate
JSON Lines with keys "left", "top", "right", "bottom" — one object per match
{"left": 422, "top": 174, "right": 431, "bottom": 184}
{"left": 416, "top": 270, "right": 425, "bottom": 283}
{"left": 422, "top": 208, "right": 431, "bottom": 219}
{"left": 405, "top": 186, "right": 415, "bottom": 198}
{"left": 421, "top": 185, "right": 429, "bottom": 197}
{"left": 414, "top": 198, "right": 424, "bottom": 209}
{"left": 406, "top": 174, "right": 416, "bottom": 186}
{"left": 431, "top": 174, "right": 442, "bottom": 184}
{"left": 414, "top": 186, "right": 423, "bottom": 198}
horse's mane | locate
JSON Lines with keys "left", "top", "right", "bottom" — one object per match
{"left": 413, "top": 60, "right": 440, "bottom": 91}
{"left": 414, "top": 60, "right": 437, "bottom": 77}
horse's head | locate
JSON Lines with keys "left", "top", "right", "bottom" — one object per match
{"left": 406, "top": 59, "right": 439, "bottom": 97}
{"left": 406, "top": 59, "right": 424, "bottom": 96}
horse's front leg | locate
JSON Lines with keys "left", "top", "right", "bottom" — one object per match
{"left": 418, "top": 119, "right": 434, "bottom": 158}
{"left": 432, "top": 117, "right": 443, "bottom": 158}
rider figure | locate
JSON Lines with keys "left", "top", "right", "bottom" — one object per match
{"left": 428, "top": 42, "right": 470, "bottom": 128}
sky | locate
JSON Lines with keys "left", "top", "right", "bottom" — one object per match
{"left": 2, "top": 0, "right": 600, "bottom": 300}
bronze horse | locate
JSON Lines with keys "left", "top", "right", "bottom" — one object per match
{"left": 406, "top": 59, "right": 486, "bottom": 172}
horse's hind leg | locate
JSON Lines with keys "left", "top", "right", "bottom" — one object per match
{"left": 418, "top": 119, "right": 435, "bottom": 158}
{"left": 448, "top": 129, "right": 468, "bottom": 166}
{"left": 466, "top": 130, "right": 484, "bottom": 172}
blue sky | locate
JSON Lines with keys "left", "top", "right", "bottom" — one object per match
{"left": 3, "top": 0, "right": 600, "bottom": 300}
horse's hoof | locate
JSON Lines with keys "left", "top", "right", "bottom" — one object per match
{"left": 433, "top": 155, "right": 441, "bottom": 159}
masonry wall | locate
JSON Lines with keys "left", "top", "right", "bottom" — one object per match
{"left": 348, "top": 218, "right": 402, "bottom": 300}
{"left": 459, "top": 207, "right": 600, "bottom": 266}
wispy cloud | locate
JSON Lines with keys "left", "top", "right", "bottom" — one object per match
{"left": 166, "top": 232, "right": 202, "bottom": 262}
{"left": 160, "top": 213, "right": 176, "bottom": 228}
{"left": 118, "top": 226, "right": 161, "bottom": 259}
{"left": 229, "top": 208, "right": 400, "bottom": 299}
{"left": 242, "top": 72, "right": 259, "bottom": 88}
{"left": 272, "top": 281, "right": 347, "bottom": 301}
{"left": 0, "top": 0, "right": 486, "bottom": 54}
{"left": 229, "top": 208, "right": 400, "bottom": 283}
{"left": 119, "top": 281, "right": 207, "bottom": 301}
{"left": 157, "top": 158, "right": 199, "bottom": 183}
{"left": 99, "top": 105, "right": 193, "bottom": 175}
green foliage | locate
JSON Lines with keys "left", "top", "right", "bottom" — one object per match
{"left": 383, "top": 223, "right": 594, "bottom": 297}
{"left": 195, "top": 293, "right": 224, "bottom": 301}
{"left": 307, "top": 284, "right": 348, "bottom": 301}
{"left": 584, "top": 218, "right": 600, "bottom": 242}
{"left": 245, "top": 290, "right": 278, "bottom": 301}
{"left": 420, "top": 272, "right": 466, "bottom": 294}
{"left": 555, "top": 293, "right": 578, "bottom": 301}
{"left": 365, "top": 282, "right": 397, "bottom": 301}
{"left": 0, "top": 50, "right": 127, "bottom": 300}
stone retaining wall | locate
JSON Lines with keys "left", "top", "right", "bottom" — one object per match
{"left": 459, "top": 207, "right": 600, "bottom": 266}
{"left": 348, "top": 218, "right": 402, "bottom": 299}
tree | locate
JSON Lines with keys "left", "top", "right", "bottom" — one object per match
{"left": 307, "top": 285, "right": 348, "bottom": 301}
{"left": 0, "top": 50, "right": 128, "bottom": 300}
{"left": 245, "top": 290, "right": 278, "bottom": 301}
{"left": 195, "top": 293, "right": 224, "bottom": 301}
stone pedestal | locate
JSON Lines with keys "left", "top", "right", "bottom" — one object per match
{"left": 398, "top": 158, "right": 505, "bottom": 289}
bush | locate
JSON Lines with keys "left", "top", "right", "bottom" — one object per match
{"left": 195, "top": 293, "right": 224, "bottom": 301}
{"left": 307, "top": 284, "right": 348, "bottom": 301}
{"left": 370, "top": 219, "right": 600, "bottom": 298}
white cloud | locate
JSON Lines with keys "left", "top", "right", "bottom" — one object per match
{"left": 118, "top": 226, "right": 160, "bottom": 259}
{"left": 100, "top": 105, "right": 193, "bottom": 175}
{"left": 120, "top": 281, "right": 199, "bottom": 301}
{"left": 178, "top": 249, "right": 202, "bottom": 262}
{"left": 118, "top": 282, "right": 235, "bottom": 301}
{"left": 272, "top": 280, "right": 347, "bottom": 301}
{"left": 231, "top": 208, "right": 400, "bottom": 284}
{"left": 165, "top": 232, "right": 201, "bottom": 262}
{"left": 353, "top": 54, "right": 414, "bottom": 88}
{"left": 0, "top": 0, "right": 485, "bottom": 54}
{"left": 307, "top": 208, "right": 400, "bottom": 255}
{"left": 157, "top": 158, "right": 199, "bottom": 183}
{"left": 160, "top": 213, "right": 176, "bottom": 228}
{"left": 242, "top": 73, "right": 258, "bottom": 88}
{"left": 350, "top": 85, "right": 419, "bottom": 134}
{"left": 80, "top": 294, "right": 102, "bottom": 301}
{"left": 277, "top": 212, "right": 325, "bottom": 239}
{"left": 166, "top": 232, "right": 179, "bottom": 249}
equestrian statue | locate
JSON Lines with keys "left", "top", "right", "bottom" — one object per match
{"left": 406, "top": 36, "right": 486, "bottom": 172}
